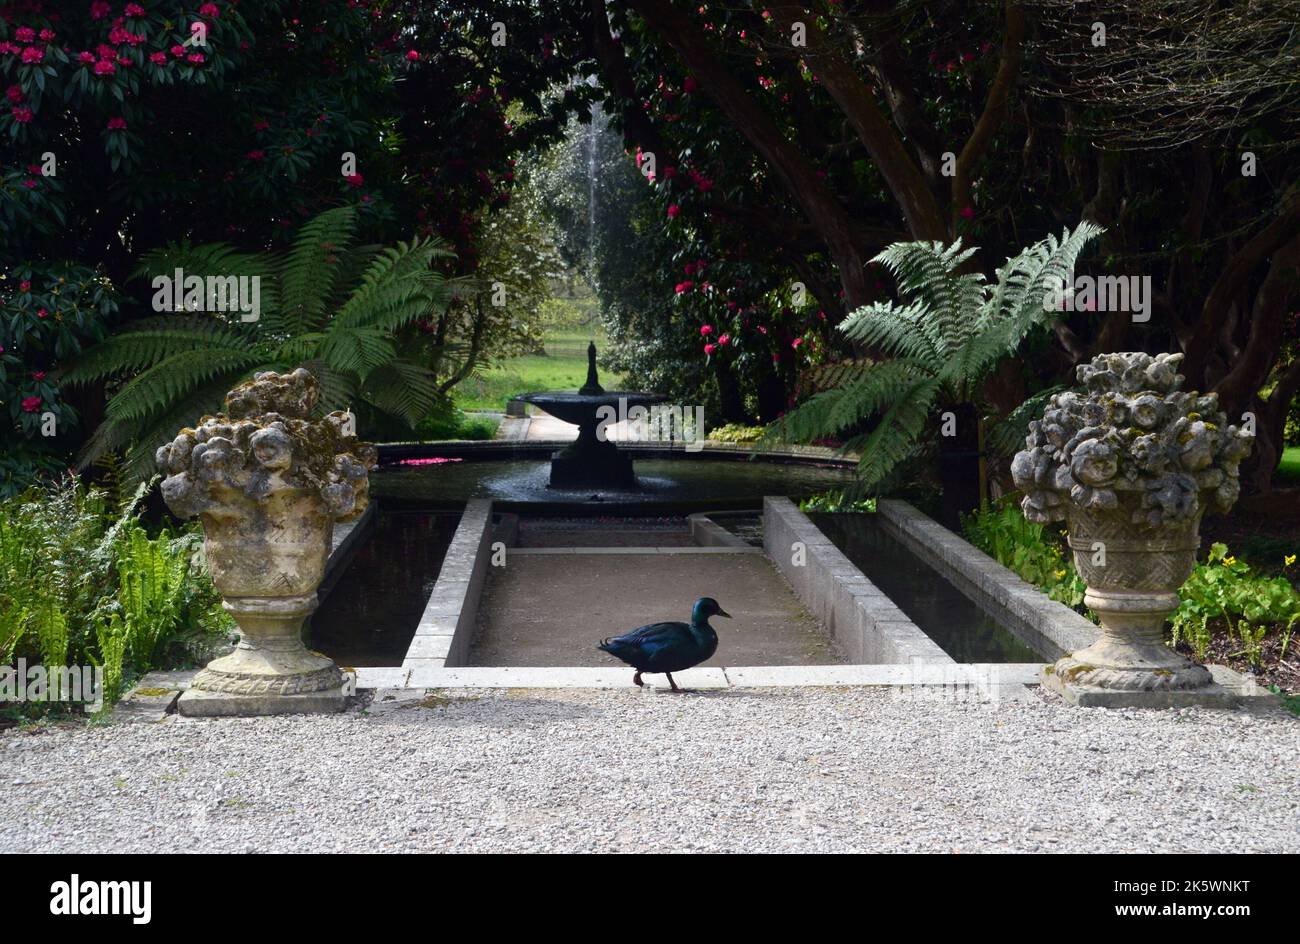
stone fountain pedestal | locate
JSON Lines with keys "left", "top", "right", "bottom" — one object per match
{"left": 518, "top": 342, "right": 665, "bottom": 492}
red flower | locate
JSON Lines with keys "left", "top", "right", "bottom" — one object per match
{"left": 406, "top": 50, "right": 420, "bottom": 62}
{"left": 19, "top": 281, "right": 31, "bottom": 292}
{"left": 171, "top": 45, "right": 186, "bottom": 58}
{"left": 39, "top": 29, "right": 55, "bottom": 42}
{"left": 344, "top": 173, "right": 364, "bottom": 188}
{"left": 717, "top": 333, "right": 730, "bottom": 346}
{"left": 683, "top": 76, "right": 697, "bottom": 93}
{"left": 676, "top": 280, "right": 694, "bottom": 294}
{"left": 5, "top": 85, "right": 23, "bottom": 103}
{"left": 149, "top": 52, "right": 167, "bottom": 65}
{"left": 666, "top": 204, "right": 680, "bottom": 219}
{"left": 700, "top": 324, "right": 713, "bottom": 336}
{"left": 703, "top": 343, "right": 717, "bottom": 356}
{"left": 91, "top": 1, "right": 111, "bottom": 19}
{"left": 11, "top": 106, "right": 33, "bottom": 123}
{"left": 959, "top": 205, "right": 975, "bottom": 220}
{"left": 22, "top": 179, "right": 37, "bottom": 188}
{"left": 247, "top": 149, "right": 265, "bottom": 161}
{"left": 792, "top": 338, "right": 803, "bottom": 348}
{"left": 93, "top": 59, "right": 116, "bottom": 75}
{"left": 31, "top": 370, "right": 46, "bottom": 381}
{"left": 14, "top": 28, "right": 35, "bottom": 44}
{"left": 187, "top": 53, "right": 205, "bottom": 65}
{"left": 21, "top": 396, "right": 41, "bottom": 413}
{"left": 126, "top": 3, "right": 147, "bottom": 15}
{"left": 78, "top": 51, "right": 96, "bottom": 63}
{"left": 20, "top": 47, "right": 44, "bottom": 64}
{"left": 199, "top": 2, "right": 222, "bottom": 18}
{"left": 107, "top": 116, "right": 127, "bottom": 130}
{"left": 252, "top": 118, "right": 270, "bottom": 130}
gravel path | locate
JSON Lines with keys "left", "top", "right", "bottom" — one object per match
{"left": 2, "top": 687, "right": 1297, "bottom": 853}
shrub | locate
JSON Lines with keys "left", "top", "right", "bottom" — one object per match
{"left": 961, "top": 500, "right": 1086, "bottom": 609}
{"left": 707, "top": 423, "right": 766, "bottom": 444}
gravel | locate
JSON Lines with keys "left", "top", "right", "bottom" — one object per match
{"left": 2, "top": 687, "right": 1297, "bottom": 853}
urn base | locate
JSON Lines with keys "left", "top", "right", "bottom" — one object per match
{"left": 190, "top": 593, "right": 345, "bottom": 700}
{"left": 177, "top": 683, "right": 349, "bottom": 717}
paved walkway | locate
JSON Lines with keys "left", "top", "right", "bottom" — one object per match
{"left": 3, "top": 688, "right": 1295, "bottom": 852}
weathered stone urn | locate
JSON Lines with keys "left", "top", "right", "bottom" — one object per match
{"left": 157, "top": 368, "right": 376, "bottom": 716}
{"left": 1012, "top": 352, "right": 1253, "bottom": 704}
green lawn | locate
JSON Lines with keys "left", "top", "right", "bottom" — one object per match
{"left": 453, "top": 327, "right": 627, "bottom": 412}
{"left": 1278, "top": 446, "right": 1300, "bottom": 486}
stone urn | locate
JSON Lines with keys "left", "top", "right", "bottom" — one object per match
{"left": 1012, "top": 352, "right": 1253, "bottom": 701}
{"left": 156, "top": 368, "right": 376, "bottom": 716}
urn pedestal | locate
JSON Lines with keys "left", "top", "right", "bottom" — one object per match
{"left": 1013, "top": 351, "right": 1258, "bottom": 708}
{"left": 1040, "top": 505, "right": 1240, "bottom": 707}
{"left": 157, "top": 369, "right": 374, "bottom": 718}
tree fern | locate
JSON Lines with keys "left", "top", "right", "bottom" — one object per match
{"left": 67, "top": 209, "right": 458, "bottom": 484}
{"left": 767, "top": 223, "right": 1104, "bottom": 494}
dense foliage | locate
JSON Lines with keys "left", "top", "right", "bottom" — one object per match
{"left": 0, "top": 476, "right": 232, "bottom": 712}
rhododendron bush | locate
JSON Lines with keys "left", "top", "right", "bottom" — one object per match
{"left": 0, "top": 0, "right": 587, "bottom": 492}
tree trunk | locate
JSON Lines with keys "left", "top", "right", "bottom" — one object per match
{"left": 937, "top": 402, "right": 982, "bottom": 530}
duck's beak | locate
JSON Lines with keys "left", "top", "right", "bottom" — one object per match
{"left": 717, "top": 607, "right": 732, "bottom": 618}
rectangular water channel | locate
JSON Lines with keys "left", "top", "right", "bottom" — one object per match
{"left": 809, "top": 513, "right": 1049, "bottom": 662}
{"left": 308, "top": 511, "right": 461, "bottom": 666}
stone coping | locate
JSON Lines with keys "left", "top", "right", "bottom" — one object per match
{"left": 356, "top": 662, "right": 1041, "bottom": 695}
{"left": 763, "top": 497, "right": 954, "bottom": 665}
{"left": 375, "top": 437, "right": 855, "bottom": 466}
{"left": 401, "top": 498, "right": 495, "bottom": 672}
{"left": 875, "top": 499, "right": 1100, "bottom": 659}
{"left": 687, "top": 511, "right": 752, "bottom": 548}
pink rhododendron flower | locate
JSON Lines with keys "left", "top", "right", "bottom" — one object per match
{"left": 39, "top": 29, "right": 55, "bottom": 42}
{"left": 19, "top": 281, "right": 31, "bottom": 292}
{"left": 14, "top": 27, "right": 36, "bottom": 44}
{"left": 22, "top": 179, "right": 37, "bottom": 188}
{"left": 344, "top": 173, "right": 364, "bottom": 187}
{"left": 91, "top": 1, "right": 112, "bottom": 20}
{"left": 683, "top": 76, "right": 697, "bottom": 93}
{"left": 406, "top": 50, "right": 420, "bottom": 61}
{"left": 717, "top": 333, "right": 730, "bottom": 345}
{"left": 32, "top": 370, "right": 46, "bottom": 381}
{"left": 21, "top": 396, "right": 41, "bottom": 413}
{"left": 93, "top": 59, "right": 116, "bottom": 75}
{"left": 792, "top": 338, "right": 803, "bottom": 348}
{"left": 21, "top": 47, "right": 44, "bottom": 64}
{"left": 247, "top": 149, "right": 265, "bottom": 161}
{"left": 78, "top": 51, "right": 96, "bottom": 63}
{"left": 187, "top": 52, "right": 205, "bottom": 64}
{"left": 666, "top": 204, "right": 680, "bottom": 218}
{"left": 107, "top": 116, "right": 127, "bottom": 129}
{"left": 12, "top": 106, "right": 33, "bottom": 122}
{"left": 703, "top": 343, "right": 717, "bottom": 356}
{"left": 171, "top": 45, "right": 185, "bottom": 57}
{"left": 199, "top": 3, "right": 221, "bottom": 18}
{"left": 126, "top": 3, "right": 146, "bottom": 15}
{"left": 683, "top": 262, "right": 695, "bottom": 276}
{"left": 676, "top": 280, "right": 694, "bottom": 294}
{"left": 959, "top": 205, "right": 975, "bottom": 219}
{"left": 148, "top": 51, "right": 166, "bottom": 64}
{"left": 5, "top": 85, "right": 22, "bottom": 103}
{"left": 700, "top": 324, "right": 713, "bottom": 336}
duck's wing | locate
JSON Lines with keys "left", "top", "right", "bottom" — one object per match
{"left": 599, "top": 621, "right": 692, "bottom": 660}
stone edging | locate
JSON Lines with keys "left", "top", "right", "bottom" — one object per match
{"left": 400, "top": 499, "right": 495, "bottom": 671}
{"left": 763, "top": 497, "right": 954, "bottom": 665}
{"left": 875, "top": 499, "right": 1100, "bottom": 659}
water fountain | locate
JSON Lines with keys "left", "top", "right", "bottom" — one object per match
{"left": 517, "top": 342, "right": 665, "bottom": 490}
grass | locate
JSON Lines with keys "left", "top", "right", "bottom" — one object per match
{"left": 453, "top": 325, "right": 627, "bottom": 412}
{"left": 1277, "top": 446, "right": 1300, "bottom": 486}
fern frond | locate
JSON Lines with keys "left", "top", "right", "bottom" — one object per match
{"left": 62, "top": 318, "right": 255, "bottom": 384}
{"left": 278, "top": 205, "right": 358, "bottom": 336}
{"left": 360, "top": 359, "right": 438, "bottom": 425}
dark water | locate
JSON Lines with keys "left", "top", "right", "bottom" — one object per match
{"left": 810, "top": 514, "right": 1046, "bottom": 662}
{"left": 372, "top": 458, "right": 851, "bottom": 509}
{"left": 307, "top": 512, "right": 460, "bottom": 666}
